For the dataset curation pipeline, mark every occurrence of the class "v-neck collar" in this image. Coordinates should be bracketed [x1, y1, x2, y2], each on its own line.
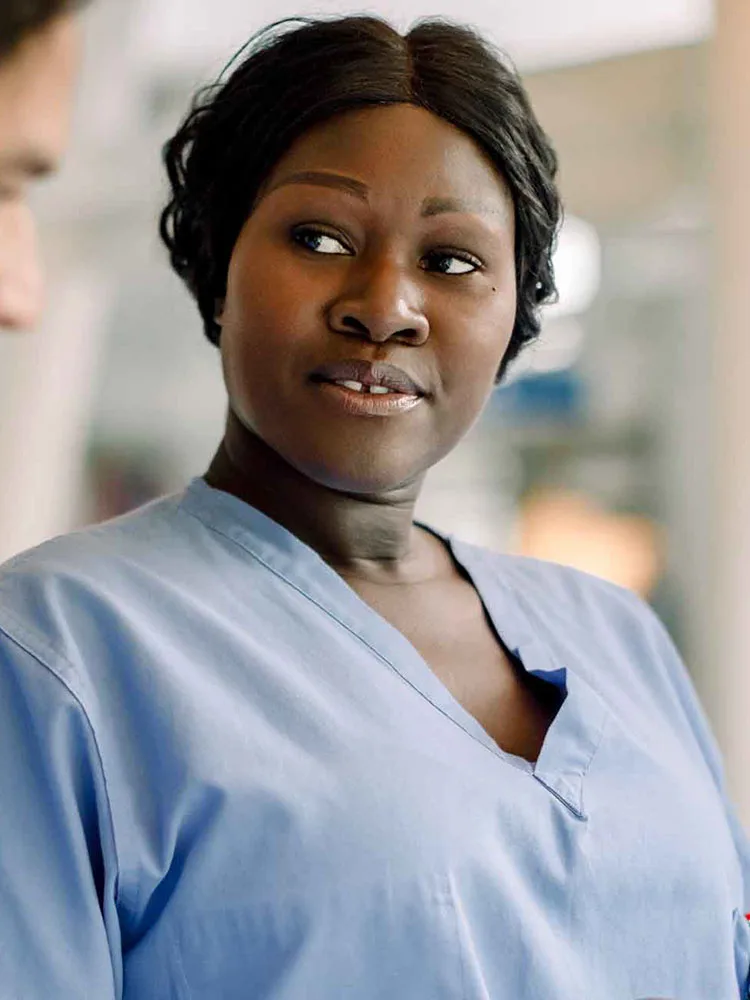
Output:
[181, 477, 611, 818]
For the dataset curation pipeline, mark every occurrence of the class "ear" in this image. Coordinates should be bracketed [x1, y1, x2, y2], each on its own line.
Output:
[214, 298, 226, 326]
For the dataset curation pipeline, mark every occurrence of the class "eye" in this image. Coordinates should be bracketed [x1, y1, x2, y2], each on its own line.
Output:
[291, 225, 353, 256]
[422, 250, 482, 275]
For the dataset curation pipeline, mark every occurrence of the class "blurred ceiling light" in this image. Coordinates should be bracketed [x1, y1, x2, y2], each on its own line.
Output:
[135, 0, 713, 76]
[513, 317, 586, 377]
[502, 215, 600, 383]
[514, 488, 664, 598]
[547, 215, 602, 320]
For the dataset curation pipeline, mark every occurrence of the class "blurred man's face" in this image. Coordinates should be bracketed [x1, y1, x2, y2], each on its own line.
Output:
[0, 14, 81, 331]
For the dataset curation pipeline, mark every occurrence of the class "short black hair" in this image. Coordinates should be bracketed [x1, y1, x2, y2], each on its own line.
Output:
[160, 15, 562, 380]
[0, 0, 88, 61]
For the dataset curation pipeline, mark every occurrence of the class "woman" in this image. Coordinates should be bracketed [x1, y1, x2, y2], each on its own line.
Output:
[0, 15, 747, 999]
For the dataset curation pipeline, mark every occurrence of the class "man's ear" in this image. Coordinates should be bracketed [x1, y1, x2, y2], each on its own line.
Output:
[214, 298, 226, 326]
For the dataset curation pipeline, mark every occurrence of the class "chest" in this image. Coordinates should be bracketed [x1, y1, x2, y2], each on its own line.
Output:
[110, 558, 747, 999]
[346, 574, 565, 763]
[117, 603, 744, 1000]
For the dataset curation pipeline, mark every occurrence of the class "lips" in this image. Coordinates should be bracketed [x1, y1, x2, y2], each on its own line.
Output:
[309, 360, 426, 396]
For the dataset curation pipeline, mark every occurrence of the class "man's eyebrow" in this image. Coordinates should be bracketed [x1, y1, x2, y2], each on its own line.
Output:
[0, 152, 56, 179]
[260, 171, 504, 218]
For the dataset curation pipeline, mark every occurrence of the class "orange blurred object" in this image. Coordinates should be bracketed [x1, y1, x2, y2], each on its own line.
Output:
[514, 488, 664, 597]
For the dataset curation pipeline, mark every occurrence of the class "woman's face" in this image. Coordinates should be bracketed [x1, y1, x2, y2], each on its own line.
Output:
[218, 103, 517, 494]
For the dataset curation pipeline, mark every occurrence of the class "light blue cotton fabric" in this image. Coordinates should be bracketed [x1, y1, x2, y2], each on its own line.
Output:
[0, 476, 749, 999]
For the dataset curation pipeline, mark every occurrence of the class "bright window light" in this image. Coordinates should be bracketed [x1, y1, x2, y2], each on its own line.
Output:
[504, 216, 601, 382]
[547, 215, 602, 320]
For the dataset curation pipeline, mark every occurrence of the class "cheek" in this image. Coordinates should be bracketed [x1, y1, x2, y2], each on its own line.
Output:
[477, 280, 518, 374]
[222, 232, 325, 342]
[221, 259, 314, 373]
[438, 284, 517, 395]
[219, 256, 329, 432]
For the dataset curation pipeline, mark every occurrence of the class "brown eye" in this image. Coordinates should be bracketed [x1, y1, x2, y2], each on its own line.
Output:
[422, 250, 482, 275]
[291, 226, 352, 256]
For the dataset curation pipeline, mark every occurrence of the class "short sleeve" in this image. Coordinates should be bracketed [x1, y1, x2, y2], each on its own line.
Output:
[0, 623, 121, 999]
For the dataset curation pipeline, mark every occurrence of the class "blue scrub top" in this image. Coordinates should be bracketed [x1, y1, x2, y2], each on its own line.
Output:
[0, 477, 748, 999]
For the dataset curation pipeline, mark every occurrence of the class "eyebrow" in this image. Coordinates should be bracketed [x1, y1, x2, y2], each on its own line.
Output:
[0, 151, 56, 180]
[260, 170, 499, 218]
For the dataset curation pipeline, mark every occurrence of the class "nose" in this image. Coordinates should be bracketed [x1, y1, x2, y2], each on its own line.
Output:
[328, 255, 430, 346]
[0, 201, 44, 332]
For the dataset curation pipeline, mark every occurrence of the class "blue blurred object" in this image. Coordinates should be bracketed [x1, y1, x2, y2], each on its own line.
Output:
[489, 369, 587, 424]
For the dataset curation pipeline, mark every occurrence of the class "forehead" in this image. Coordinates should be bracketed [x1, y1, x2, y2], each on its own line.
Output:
[0, 15, 81, 180]
[265, 104, 513, 216]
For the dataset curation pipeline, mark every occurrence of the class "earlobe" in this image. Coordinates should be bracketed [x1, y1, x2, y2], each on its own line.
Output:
[214, 298, 226, 326]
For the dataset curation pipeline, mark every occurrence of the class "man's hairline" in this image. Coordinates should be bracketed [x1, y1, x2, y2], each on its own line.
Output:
[0, 0, 90, 65]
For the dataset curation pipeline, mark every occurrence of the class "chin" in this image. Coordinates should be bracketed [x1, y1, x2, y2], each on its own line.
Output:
[292, 452, 425, 498]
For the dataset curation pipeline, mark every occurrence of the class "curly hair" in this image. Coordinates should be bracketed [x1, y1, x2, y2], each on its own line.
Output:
[160, 15, 562, 380]
[0, 0, 89, 61]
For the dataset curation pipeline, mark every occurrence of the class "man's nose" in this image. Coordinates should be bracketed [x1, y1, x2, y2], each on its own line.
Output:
[328, 257, 430, 346]
[0, 201, 44, 332]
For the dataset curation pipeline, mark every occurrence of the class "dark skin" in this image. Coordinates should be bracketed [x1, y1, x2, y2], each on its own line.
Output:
[206, 104, 563, 762]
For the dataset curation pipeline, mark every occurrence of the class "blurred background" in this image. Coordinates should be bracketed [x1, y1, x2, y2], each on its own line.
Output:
[4, 0, 750, 817]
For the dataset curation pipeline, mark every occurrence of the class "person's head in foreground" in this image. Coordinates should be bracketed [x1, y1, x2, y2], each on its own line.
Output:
[0, 0, 85, 331]
[161, 14, 561, 560]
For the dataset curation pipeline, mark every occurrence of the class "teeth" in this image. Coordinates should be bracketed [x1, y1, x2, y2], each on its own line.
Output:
[331, 380, 403, 395]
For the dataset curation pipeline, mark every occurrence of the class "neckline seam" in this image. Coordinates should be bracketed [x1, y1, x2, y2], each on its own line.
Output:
[180, 480, 605, 786]
[179, 491, 528, 768]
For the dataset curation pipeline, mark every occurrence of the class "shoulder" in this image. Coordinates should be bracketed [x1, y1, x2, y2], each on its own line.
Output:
[0, 490, 185, 584]
[455, 541, 679, 690]
[0, 491, 193, 664]
[457, 541, 654, 635]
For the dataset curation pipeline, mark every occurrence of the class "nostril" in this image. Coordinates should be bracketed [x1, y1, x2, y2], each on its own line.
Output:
[341, 315, 369, 335]
[331, 308, 428, 344]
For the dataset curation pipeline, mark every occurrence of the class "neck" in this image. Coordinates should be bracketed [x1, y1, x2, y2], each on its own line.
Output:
[204, 411, 439, 583]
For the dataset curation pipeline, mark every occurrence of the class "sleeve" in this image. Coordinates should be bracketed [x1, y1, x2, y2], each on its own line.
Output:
[638, 598, 750, 914]
[0, 624, 122, 999]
